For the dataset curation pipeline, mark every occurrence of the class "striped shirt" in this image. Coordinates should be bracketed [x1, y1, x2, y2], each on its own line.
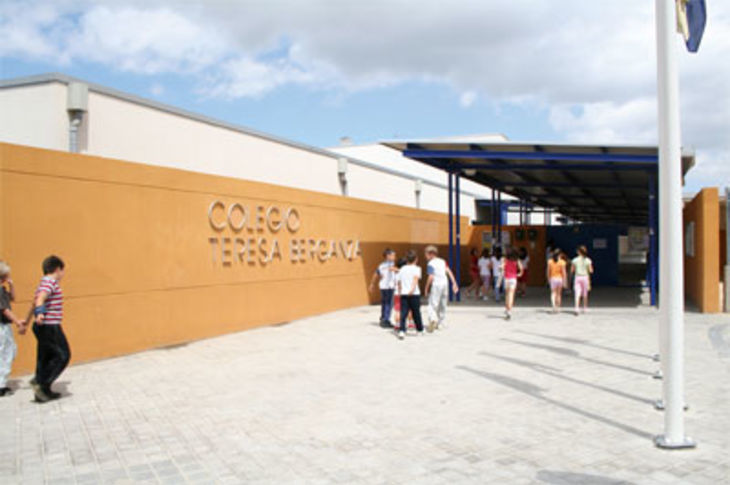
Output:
[35, 276, 63, 325]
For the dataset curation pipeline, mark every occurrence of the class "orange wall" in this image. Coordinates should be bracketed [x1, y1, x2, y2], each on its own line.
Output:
[683, 188, 720, 312]
[0, 143, 472, 375]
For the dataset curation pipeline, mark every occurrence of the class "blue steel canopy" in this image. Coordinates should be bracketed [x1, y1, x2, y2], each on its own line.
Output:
[383, 140, 695, 225]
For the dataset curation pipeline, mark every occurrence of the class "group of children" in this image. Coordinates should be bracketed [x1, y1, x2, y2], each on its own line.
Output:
[371, 243, 595, 328]
[467, 246, 531, 303]
[369, 246, 458, 339]
[0, 255, 71, 402]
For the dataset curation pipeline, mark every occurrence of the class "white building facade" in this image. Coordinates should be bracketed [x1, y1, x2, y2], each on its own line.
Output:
[1, 73, 495, 219]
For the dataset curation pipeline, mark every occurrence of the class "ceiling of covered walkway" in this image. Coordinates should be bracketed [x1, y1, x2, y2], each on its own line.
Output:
[384, 140, 695, 226]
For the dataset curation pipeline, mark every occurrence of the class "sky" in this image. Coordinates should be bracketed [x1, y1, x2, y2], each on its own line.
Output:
[1, 0, 728, 193]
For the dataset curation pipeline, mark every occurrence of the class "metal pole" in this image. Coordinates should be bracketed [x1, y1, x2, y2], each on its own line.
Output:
[654, 0, 695, 449]
[456, 173, 462, 302]
[649, 173, 658, 306]
[497, 191, 503, 244]
[491, 189, 497, 240]
[448, 172, 454, 302]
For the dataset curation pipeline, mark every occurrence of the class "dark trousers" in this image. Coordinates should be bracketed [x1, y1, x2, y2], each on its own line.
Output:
[380, 289, 394, 322]
[399, 295, 424, 333]
[33, 323, 71, 388]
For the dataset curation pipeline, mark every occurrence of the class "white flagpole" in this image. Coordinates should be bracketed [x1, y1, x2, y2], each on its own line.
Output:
[654, 0, 695, 449]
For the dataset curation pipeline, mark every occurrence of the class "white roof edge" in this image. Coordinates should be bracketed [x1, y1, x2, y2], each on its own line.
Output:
[333, 133, 509, 149]
[0, 73, 489, 199]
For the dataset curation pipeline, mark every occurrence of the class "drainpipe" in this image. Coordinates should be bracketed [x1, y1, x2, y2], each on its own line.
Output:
[67, 82, 88, 153]
[337, 157, 348, 196]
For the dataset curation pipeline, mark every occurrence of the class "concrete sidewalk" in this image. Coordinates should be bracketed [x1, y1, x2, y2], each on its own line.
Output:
[0, 288, 728, 484]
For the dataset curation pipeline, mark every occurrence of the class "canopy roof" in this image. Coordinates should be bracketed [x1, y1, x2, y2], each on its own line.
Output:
[383, 140, 695, 225]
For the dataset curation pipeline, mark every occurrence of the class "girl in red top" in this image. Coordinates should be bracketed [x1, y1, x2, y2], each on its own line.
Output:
[501, 248, 524, 320]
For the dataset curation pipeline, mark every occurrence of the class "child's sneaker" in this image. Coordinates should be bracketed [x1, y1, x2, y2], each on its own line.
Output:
[427, 320, 436, 333]
[33, 388, 52, 403]
[397, 331, 405, 340]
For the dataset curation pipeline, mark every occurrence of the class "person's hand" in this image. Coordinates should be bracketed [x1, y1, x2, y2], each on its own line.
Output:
[452, 284, 459, 294]
[368, 284, 374, 293]
[17, 321, 27, 335]
[36, 313, 45, 324]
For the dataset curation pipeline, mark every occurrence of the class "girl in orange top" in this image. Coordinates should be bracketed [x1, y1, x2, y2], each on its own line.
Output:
[547, 249, 567, 313]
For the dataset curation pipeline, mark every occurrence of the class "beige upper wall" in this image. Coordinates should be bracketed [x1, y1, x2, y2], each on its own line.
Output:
[0, 82, 68, 151]
[85, 91, 343, 196]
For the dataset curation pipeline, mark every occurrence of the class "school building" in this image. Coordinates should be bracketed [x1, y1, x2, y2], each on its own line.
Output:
[0, 73, 727, 374]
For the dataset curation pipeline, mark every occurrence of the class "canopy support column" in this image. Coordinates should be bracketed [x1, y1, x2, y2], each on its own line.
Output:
[448, 172, 455, 302]
[649, 173, 659, 306]
[497, 191, 503, 245]
[455, 173, 462, 302]
[491, 190, 497, 240]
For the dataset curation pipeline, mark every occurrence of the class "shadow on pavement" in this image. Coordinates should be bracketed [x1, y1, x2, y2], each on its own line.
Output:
[708, 324, 730, 358]
[479, 351, 654, 406]
[536, 470, 636, 485]
[514, 330, 652, 360]
[52, 381, 73, 397]
[456, 365, 653, 440]
[501, 338, 654, 377]
[6, 379, 22, 392]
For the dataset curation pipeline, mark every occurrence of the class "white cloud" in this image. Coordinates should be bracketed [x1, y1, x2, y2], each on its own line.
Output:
[549, 99, 658, 145]
[1, 0, 728, 190]
[204, 55, 316, 98]
[70, 6, 227, 73]
[685, 149, 730, 193]
[459, 91, 477, 108]
[0, 1, 66, 59]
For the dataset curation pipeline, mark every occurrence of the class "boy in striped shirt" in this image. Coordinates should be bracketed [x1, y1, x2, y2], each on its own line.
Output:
[30, 255, 70, 402]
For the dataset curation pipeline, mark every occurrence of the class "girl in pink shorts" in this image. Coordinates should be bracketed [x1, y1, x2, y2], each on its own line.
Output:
[501, 248, 524, 320]
[570, 245, 594, 316]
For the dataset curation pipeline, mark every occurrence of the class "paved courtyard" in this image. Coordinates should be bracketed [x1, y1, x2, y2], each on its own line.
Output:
[0, 288, 728, 484]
